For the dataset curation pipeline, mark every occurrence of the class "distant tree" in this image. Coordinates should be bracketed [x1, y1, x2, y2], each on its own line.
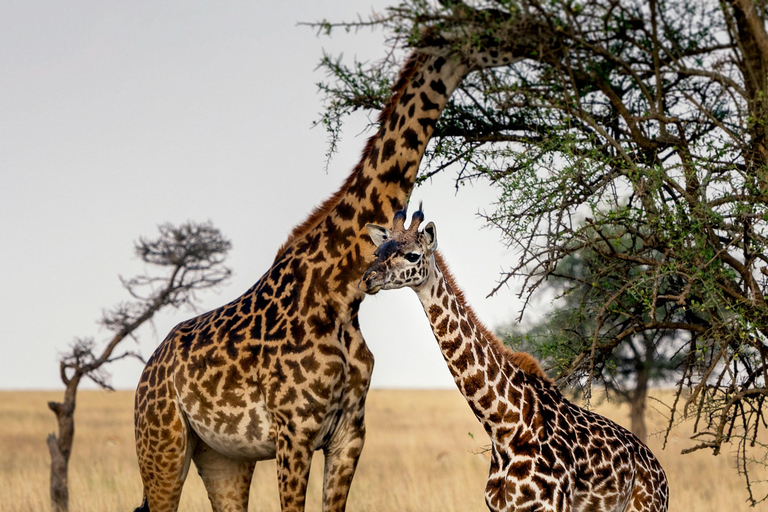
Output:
[502, 248, 686, 443]
[46, 221, 231, 512]
[314, 0, 768, 503]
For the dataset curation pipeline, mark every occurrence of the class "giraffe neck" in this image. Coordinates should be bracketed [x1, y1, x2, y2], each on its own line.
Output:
[275, 51, 471, 300]
[415, 252, 533, 426]
[336, 52, 468, 229]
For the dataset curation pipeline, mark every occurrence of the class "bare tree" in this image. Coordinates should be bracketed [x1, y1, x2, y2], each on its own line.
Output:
[46, 221, 231, 512]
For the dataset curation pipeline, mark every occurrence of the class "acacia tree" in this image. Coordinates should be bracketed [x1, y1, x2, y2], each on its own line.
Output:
[501, 248, 686, 443]
[47, 221, 231, 512]
[315, 0, 768, 503]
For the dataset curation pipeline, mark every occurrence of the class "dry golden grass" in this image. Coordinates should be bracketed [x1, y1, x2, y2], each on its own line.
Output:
[1, 389, 764, 511]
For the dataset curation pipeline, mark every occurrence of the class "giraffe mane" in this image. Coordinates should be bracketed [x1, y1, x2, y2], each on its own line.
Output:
[273, 52, 427, 262]
[433, 251, 552, 383]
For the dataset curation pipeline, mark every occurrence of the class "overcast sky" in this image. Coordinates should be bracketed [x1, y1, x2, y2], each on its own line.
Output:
[0, 1, 532, 391]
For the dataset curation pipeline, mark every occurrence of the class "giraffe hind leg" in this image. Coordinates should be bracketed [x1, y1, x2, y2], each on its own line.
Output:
[135, 416, 195, 512]
[135, 369, 196, 512]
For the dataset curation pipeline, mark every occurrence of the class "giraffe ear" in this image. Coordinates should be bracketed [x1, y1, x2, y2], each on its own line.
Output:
[423, 222, 438, 252]
[366, 224, 391, 247]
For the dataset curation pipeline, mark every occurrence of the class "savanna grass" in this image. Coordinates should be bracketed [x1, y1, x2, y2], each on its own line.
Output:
[1, 389, 763, 511]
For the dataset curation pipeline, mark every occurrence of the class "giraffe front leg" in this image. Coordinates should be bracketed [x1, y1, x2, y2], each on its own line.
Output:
[192, 442, 256, 512]
[275, 423, 314, 512]
[320, 320, 373, 511]
[321, 411, 366, 512]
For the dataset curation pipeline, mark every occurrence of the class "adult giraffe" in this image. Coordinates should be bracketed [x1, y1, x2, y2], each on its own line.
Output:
[361, 208, 669, 512]
[132, 20, 543, 512]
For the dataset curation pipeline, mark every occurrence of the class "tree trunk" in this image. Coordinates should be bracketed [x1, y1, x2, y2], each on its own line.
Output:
[732, 0, 768, 190]
[47, 432, 69, 512]
[629, 359, 650, 443]
[48, 377, 79, 512]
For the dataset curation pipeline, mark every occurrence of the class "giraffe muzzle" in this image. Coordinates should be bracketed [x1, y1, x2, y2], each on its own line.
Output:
[360, 268, 384, 295]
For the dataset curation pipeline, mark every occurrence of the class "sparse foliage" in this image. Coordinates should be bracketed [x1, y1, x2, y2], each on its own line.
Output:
[501, 249, 686, 442]
[315, 0, 768, 504]
[47, 221, 231, 512]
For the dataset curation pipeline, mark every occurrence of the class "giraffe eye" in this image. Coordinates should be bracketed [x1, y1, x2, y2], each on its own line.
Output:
[404, 252, 421, 263]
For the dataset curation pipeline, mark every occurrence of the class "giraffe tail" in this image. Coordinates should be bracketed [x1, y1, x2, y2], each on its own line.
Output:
[133, 496, 149, 512]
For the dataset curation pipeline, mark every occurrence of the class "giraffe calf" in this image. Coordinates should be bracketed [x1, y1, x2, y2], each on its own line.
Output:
[361, 207, 669, 512]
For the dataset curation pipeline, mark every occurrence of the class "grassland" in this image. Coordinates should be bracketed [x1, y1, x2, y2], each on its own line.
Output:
[1, 389, 764, 511]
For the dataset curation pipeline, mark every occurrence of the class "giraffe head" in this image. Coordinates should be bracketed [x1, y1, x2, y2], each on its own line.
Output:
[360, 205, 437, 294]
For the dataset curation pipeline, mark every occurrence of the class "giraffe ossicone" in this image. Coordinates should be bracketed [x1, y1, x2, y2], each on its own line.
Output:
[362, 206, 669, 512]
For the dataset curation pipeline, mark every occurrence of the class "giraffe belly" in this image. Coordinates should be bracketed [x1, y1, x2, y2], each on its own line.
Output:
[181, 392, 345, 461]
[184, 399, 277, 461]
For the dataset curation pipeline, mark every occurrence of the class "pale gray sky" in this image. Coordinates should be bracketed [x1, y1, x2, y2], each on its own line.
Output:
[0, 1, 528, 390]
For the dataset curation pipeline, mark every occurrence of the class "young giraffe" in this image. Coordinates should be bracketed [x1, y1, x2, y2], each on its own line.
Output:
[361, 208, 669, 512]
[132, 42, 529, 512]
